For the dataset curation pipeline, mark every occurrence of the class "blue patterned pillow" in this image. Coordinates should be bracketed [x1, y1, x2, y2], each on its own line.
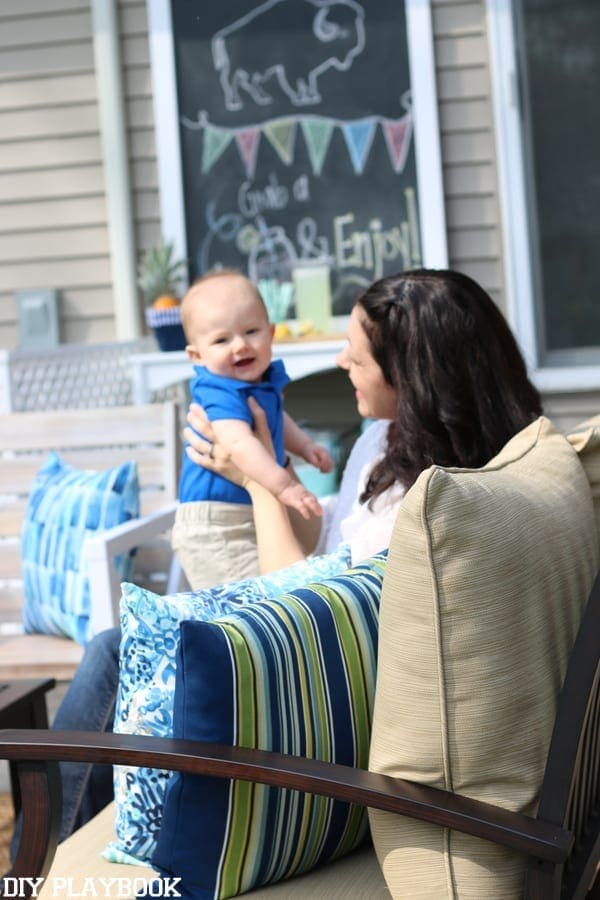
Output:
[21, 452, 139, 644]
[148, 552, 387, 898]
[105, 542, 354, 866]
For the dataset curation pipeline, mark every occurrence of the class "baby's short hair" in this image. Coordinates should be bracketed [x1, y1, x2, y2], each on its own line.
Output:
[181, 268, 266, 335]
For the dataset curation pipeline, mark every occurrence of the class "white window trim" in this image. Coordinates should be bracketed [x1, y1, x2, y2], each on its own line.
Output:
[405, 0, 448, 269]
[147, 0, 188, 266]
[146, 0, 447, 272]
[486, 0, 600, 393]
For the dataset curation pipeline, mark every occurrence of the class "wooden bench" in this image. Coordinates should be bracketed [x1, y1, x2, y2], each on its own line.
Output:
[0, 403, 181, 682]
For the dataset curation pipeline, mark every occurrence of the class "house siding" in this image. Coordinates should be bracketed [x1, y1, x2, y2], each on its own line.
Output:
[431, 0, 505, 312]
[0, 0, 114, 346]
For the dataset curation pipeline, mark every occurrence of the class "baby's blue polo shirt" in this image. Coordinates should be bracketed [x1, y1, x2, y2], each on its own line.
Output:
[178, 359, 290, 505]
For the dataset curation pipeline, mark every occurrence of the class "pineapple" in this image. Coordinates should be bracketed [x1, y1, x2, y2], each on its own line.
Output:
[137, 242, 187, 309]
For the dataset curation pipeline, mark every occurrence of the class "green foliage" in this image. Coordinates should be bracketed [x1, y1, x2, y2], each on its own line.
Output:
[137, 243, 187, 304]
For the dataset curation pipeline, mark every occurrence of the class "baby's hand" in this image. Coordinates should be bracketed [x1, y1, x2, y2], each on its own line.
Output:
[303, 442, 334, 473]
[277, 480, 323, 519]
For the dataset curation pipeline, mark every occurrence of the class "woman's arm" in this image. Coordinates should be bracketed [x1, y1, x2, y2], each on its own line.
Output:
[210, 417, 322, 519]
[244, 479, 310, 571]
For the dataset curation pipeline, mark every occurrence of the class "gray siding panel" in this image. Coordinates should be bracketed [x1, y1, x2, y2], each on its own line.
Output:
[446, 196, 498, 229]
[0, 136, 102, 170]
[0, 166, 105, 203]
[130, 128, 157, 160]
[0, 10, 92, 48]
[443, 162, 495, 195]
[0, 42, 93, 77]
[2, 196, 107, 231]
[0, 72, 96, 108]
[121, 35, 150, 67]
[439, 98, 491, 132]
[0, 226, 108, 261]
[1, 0, 88, 14]
[0, 104, 100, 141]
[437, 67, 490, 100]
[447, 226, 497, 259]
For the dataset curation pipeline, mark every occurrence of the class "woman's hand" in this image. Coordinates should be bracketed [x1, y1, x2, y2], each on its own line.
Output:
[184, 397, 276, 488]
[184, 403, 247, 487]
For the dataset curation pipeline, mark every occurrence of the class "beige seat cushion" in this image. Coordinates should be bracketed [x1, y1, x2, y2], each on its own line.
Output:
[41, 803, 389, 898]
[369, 416, 598, 899]
[39, 804, 154, 898]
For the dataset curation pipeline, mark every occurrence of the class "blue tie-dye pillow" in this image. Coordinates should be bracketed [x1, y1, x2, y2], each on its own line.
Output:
[104, 542, 355, 867]
[21, 452, 139, 644]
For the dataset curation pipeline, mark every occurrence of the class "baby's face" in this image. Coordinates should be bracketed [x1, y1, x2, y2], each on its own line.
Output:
[184, 276, 274, 383]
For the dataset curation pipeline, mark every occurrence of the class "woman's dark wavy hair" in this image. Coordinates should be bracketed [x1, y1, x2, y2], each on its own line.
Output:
[357, 268, 543, 504]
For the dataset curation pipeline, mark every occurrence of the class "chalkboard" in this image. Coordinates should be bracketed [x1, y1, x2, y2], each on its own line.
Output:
[171, 0, 421, 315]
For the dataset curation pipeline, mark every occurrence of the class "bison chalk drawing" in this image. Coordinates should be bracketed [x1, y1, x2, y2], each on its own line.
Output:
[212, 0, 366, 110]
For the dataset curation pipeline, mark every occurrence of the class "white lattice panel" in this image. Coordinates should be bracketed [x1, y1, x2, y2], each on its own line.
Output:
[1, 340, 156, 412]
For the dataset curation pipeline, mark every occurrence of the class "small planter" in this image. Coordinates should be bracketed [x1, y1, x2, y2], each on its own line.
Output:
[145, 306, 186, 352]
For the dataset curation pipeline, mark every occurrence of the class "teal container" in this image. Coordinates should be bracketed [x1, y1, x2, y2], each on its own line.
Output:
[292, 428, 341, 498]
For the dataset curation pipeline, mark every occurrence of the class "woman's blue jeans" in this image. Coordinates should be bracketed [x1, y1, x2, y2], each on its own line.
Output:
[11, 626, 121, 856]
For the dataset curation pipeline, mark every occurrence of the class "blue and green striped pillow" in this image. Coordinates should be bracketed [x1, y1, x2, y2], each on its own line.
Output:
[149, 552, 387, 899]
[106, 542, 354, 866]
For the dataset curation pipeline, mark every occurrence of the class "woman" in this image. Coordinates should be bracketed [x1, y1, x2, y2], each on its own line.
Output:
[24, 268, 542, 846]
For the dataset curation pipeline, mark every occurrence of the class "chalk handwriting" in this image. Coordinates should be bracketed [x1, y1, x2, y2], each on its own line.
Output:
[238, 174, 289, 218]
[297, 217, 330, 259]
[333, 194, 421, 279]
[199, 201, 419, 288]
[198, 202, 242, 274]
[246, 217, 299, 282]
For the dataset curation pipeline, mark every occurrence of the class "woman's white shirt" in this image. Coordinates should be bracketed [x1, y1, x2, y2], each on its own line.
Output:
[317, 420, 405, 564]
[340, 457, 405, 565]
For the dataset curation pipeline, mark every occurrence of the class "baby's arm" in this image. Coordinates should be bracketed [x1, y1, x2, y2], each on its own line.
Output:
[283, 412, 334, 473]
[211, 418, 322, 519]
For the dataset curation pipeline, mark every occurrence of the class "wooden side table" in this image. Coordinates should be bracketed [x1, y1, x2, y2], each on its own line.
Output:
[0, 678, 55, 815]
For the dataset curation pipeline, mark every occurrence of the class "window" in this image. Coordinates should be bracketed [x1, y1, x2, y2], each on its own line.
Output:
[488, 0, 600, 389]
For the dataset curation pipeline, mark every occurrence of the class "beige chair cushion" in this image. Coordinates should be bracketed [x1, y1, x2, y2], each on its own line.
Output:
[568, 413, 600, 543]
[368, 416, 598, 899]
[41, 803, 390, 898]
[39, 804, 154, 898]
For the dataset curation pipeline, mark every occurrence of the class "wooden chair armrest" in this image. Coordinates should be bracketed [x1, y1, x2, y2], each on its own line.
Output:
[84, 502, 179, 634]
[0, 728, 572, 887]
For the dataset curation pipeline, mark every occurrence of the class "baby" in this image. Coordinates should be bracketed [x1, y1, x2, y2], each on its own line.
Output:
[172, 269, 334, 588]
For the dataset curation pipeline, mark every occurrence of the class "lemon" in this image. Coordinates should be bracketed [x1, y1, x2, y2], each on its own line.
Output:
[297, 319, 314, 336]
[274, 322, 292, 340]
